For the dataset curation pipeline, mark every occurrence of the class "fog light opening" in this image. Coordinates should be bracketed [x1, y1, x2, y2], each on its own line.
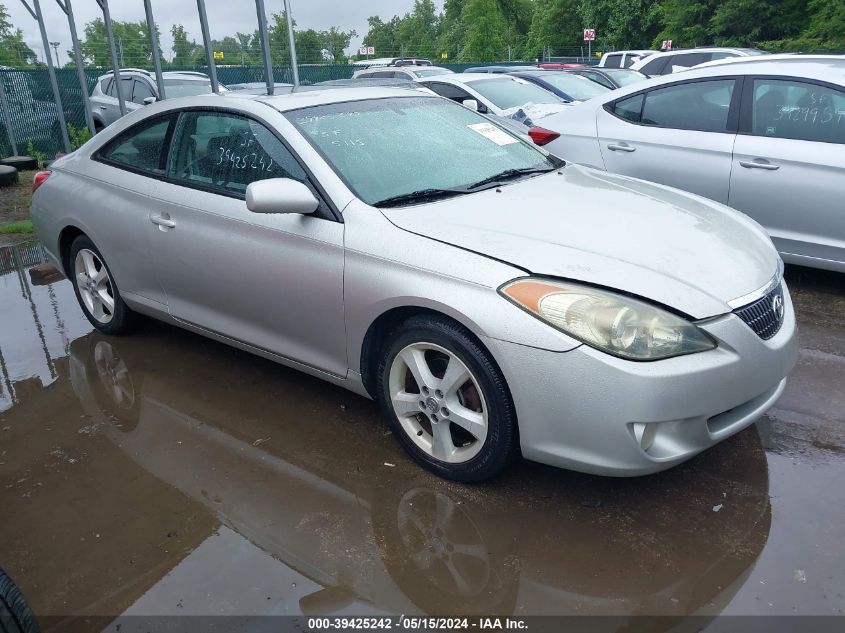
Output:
[633, 422, 657, 452]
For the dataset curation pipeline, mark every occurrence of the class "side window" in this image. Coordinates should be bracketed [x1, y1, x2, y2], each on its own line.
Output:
[356, 72, 373, 79]
[751, 79, 845, 144]
[101, 78, 113, 95]
[371, 71, 396, 79]
[603, 54, 622, 69]
[612, 93, 645, 122]
[97, 115, 175, 174]
[169, 111, 308, 197]
[641, 79, 735, 132]
[117, 77, 133, 100]
[622, 55, 638, 68]
[424, 82, 471, 102]
[131, 79, 155, 104]
[669, 53, 709, 71]
[639, 56, 670, 76]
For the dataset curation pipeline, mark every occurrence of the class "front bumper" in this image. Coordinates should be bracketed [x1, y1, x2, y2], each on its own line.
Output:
[487, 284, 798, 476]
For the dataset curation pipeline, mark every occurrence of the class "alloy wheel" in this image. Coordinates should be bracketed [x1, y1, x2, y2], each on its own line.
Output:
[74, 248, 115, 324]
[388, 343, 488, 463]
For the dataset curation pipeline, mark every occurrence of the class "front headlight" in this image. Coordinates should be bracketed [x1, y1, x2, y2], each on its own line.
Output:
[499, 278, 716, 361]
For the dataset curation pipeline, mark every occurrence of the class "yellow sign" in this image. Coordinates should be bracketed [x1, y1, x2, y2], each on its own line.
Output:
[213, 51, 224, 60]
[595, 51, 602, 57]
[441, 52, 448, 60]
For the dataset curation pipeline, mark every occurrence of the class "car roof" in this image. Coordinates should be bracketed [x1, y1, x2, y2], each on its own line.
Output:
[419, 73, 521, 84]
[255, 86, 435, 112]
[693, 53, 844, 70]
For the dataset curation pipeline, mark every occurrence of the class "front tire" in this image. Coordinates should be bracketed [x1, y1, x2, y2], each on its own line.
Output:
[69, 235, 136, 335]
[376, 315, 518, 482]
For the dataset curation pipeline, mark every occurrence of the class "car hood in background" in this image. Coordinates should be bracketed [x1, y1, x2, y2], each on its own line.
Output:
[381, 165, 780, 319]
[501, 101, 573, 126]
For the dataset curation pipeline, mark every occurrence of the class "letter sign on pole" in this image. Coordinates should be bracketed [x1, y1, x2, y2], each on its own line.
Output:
[583, 29, 596, 41]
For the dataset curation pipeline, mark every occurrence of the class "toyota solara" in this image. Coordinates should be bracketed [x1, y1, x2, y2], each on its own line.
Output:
[29, 87, 798, 482]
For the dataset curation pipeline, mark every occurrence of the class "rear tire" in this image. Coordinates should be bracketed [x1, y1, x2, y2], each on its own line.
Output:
[376, 315, 518, 482]
[0, 568, 39, 633]
[68, 235, 137, 335]
[0, 156, 38, 171]
[0, 165, 18, 187]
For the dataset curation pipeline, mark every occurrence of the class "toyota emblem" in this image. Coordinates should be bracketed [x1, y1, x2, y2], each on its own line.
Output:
[772, 293, 785, 322]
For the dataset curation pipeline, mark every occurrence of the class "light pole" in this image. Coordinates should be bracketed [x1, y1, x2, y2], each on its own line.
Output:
[50, 41, 60, 67]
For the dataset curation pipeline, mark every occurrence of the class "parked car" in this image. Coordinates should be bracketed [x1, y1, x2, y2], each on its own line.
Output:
[30, 86, 797, 482]
[463, 65, 539, 73]
[353, 65, 452, 80]
[0, 65, 62, 149]
[415, 73, 566, 117]
[534, 57, 845, 272]
[564, 67, 649, 89]
[537, 63, 585, 69]
[89, 69, 225, 131]
[598, 50, 655, 69]
[227, 82, 294, 95]
[508, 70, 611, 102]
[631, 47, 767, 76]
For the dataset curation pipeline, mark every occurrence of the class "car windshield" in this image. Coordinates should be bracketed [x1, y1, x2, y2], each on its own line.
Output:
[529, 73, 610, 100]
[164, 79, 221, 97]
[466, 77, 564, 109]
[285, 96, 558, 206]
[604, 69, 648, 86]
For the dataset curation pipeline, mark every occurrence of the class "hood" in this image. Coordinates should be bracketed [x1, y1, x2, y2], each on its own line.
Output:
[381, 165, 780, 319]
[501, 102, 572, 126]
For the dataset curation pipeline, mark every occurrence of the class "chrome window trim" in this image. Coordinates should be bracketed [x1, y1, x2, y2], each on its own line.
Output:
[727, 259, 785, 309]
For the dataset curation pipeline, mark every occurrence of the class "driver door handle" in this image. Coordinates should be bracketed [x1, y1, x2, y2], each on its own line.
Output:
[739, 159, 779, 171]
[150, 214, 175, 229]
[607, 143, 636, 153]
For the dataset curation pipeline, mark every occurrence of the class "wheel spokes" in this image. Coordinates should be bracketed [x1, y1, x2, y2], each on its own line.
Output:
[431, 421, 456, 461]
[392, 391, 422, 418]
[444, 404, 485, 440]
[439, 357, 470, 398]
[400, 347, 437, 391]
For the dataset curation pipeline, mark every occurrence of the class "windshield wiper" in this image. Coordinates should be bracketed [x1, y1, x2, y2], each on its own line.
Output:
[465, 165, 558, 191]
[373, 188, 470, 208]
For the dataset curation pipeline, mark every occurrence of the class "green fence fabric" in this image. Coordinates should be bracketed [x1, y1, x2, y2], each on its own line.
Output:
[0, 61, 596, 159]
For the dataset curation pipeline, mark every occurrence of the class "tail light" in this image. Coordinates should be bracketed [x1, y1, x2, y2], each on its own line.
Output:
[32, 170, 51, 193]
[528, 126, 560, 146]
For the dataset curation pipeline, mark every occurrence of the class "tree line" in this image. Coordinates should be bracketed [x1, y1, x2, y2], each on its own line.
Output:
[363, 0, 845, 62]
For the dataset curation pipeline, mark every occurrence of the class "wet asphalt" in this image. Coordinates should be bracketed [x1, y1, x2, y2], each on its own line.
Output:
[0, 240, 843, 625]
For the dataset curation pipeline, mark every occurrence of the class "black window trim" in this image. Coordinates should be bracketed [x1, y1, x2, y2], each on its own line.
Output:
[92, 105, 342, 222]
[737, 73, 845, 145]
[603, 75, 743, 134]
[93, 112, 178, 177]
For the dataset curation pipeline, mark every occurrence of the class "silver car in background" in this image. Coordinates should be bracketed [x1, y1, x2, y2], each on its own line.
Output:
[89, 69, 224, 131]
[30, 87, 796, 482]
[536, 58, 845, 273]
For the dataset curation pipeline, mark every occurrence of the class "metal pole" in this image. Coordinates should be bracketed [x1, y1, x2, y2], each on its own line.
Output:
[255, 0, 274, 94]
[196, 0, 219, 93]
[56, 0, 95, 136]
[143, 0, 166, 100]
[20, 0, 71, 153]
[0, 77, 19, 155]
[96, 0, 126, 116]
[283, 0, 299, 86]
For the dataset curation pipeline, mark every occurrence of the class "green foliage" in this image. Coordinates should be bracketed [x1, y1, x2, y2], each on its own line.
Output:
[80, 18, 162, 67]
[25, 140, 46, 170]
[0, 4, 36, 67]
[67, 123, 91, 152]
[460, 0, 509, 61]
[0, 220, 33, 235]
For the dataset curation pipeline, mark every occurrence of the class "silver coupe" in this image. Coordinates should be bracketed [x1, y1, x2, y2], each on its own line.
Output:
[30, 86, 797, 481]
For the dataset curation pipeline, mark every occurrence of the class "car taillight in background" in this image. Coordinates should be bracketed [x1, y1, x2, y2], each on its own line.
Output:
[528, 126, 560, 146]
[32, 170, 51, 193]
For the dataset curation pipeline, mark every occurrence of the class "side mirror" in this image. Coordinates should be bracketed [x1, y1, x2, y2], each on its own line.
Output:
[462, 98, 479, 112]
[246, 178, 319, 215]
[143, 96, 158, 105]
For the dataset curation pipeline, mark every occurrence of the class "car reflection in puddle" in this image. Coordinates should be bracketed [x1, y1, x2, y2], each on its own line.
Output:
[65, 327, 772, 620]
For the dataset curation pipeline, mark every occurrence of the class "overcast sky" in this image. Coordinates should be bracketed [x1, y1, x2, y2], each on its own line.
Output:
[5, 0, 442, 65]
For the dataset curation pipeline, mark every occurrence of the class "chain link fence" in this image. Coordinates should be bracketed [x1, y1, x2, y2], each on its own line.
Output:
[0, 59, 601, 159]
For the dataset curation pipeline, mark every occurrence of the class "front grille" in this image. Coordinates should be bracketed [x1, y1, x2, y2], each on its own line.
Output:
[733, 282, 785, 340]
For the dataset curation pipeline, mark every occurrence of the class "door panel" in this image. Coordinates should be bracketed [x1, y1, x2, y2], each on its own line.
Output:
[731, 136, 844, 263]
[597, 79, 738, 203]
[149, 110, 347, 376]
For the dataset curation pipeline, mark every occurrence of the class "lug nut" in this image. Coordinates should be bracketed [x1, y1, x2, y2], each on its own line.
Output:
[431, 414, 438, 422]
[435, 389, 443, 398]
[419, 400, 426, 409]
[422, 386, 430, 395]
[441, 407, 449, 416]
